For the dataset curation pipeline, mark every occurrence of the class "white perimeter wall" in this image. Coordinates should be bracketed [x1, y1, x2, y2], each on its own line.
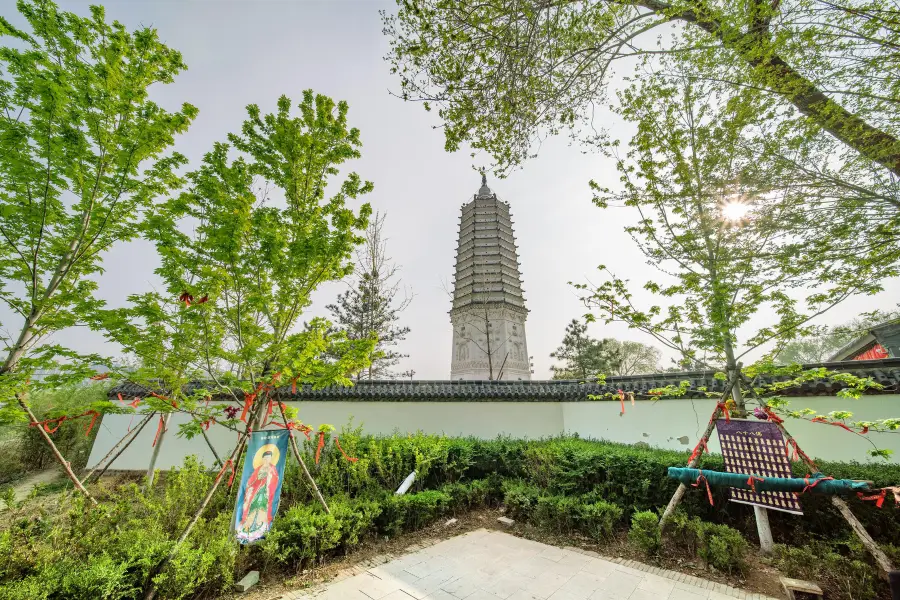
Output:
[86, 395, 900, 471]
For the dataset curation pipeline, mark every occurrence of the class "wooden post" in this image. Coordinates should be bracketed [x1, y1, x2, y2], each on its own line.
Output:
[143, 430, 250, 600]
[659, 375, 738, 531]
[773, 419, 894, 576]
[275, 401, 330, 514]
[83, 411, 156, 484]
[754, 505, 774, 554]
[18, 396, 97, 506]
[738, 373, 894, 576]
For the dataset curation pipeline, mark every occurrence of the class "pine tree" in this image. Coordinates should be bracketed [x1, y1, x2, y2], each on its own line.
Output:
[327, 212, 412, 380]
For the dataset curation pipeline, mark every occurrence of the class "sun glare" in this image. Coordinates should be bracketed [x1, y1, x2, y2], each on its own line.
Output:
[721, 201, 750, 222]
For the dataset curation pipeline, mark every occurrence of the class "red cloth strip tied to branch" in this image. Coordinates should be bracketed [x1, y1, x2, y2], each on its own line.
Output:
[811, 417, 864, 434]
[617, 390, 625, 416]
[315, 431, 326, 464]
[689, 437, 709, 464]
[30, 410, 100, 437]
[152, 415, 167, 447]
[802, 474, 834, 495]
[764, 406, 784, 424]
[334, 437, 359, 463]
[692, 469, 714, 506]
[716, 402, 730, 422]
[784, 438, 818, 471]
[858, 489, 887, 509]
[215, 458, 236, 487]
[747, 475, 765, 493]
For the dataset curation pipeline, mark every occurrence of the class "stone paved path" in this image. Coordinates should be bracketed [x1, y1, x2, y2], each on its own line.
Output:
[284, 529, 781, 600]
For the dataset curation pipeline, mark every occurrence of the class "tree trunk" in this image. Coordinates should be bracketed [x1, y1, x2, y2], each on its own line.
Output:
[639, 0, 900, 182]
[276, 402, 330, 513]
[17, 396, 97, 505]
[660, 374, 738, 531]
[84, 411, 156, 484]
[143, 431, 250, 600]
[145, 413, 172, 488]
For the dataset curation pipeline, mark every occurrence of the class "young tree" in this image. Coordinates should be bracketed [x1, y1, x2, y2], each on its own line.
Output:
[549, 319, 619, 379]
[102, 91, 375, 435]
[0, 0, 196, 494]
[574, 73, 884, 414]
[98, 92, 376, 598]
[327, 212, 412, 380]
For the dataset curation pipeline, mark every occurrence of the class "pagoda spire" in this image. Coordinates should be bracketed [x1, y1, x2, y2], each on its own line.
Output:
[449, 177, 530, 380]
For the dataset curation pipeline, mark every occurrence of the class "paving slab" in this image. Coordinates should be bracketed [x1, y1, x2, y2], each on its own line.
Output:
[289, 529, 782, 600]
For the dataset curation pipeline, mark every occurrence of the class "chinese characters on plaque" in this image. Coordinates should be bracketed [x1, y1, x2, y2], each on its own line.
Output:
[715, 419, 803, 515]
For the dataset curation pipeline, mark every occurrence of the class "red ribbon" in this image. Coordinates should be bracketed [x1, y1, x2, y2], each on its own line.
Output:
[692, 470, 714, 506]
[29, 410, 100, 437]
[240, 393, 256, 423]
[216, 458, 236, 487]
[90, 373, 110, 381]
[200, 419, 214, 430]
[291, 378, 298, 394]
[747, 475, 765, 493]
[688, 437, 709, 464]
[315, 431, 325, 464]
[617, 389, 625, 415]
[801, 474, 833, 495]
[129, 396, 140, 409]
[195, 295, 208, 304]
[334, 436, 359, 463]
[857, 489, 887, 509]
[716, 402, 730, 422]
[764, 407, 784, 424]
[811, 417, 860, 434]
[84, 411, 99, 436]
[152, 415, 166, 447]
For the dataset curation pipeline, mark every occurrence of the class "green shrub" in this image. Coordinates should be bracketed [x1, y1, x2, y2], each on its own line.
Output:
[442, 478, 500, 512]
[502, 480, 541, 520]
[667, 510, 702, 555]
[577, 500, 624, 541]
[534, 495, 579, 532]
[696, 523, 748, 574]
[629, 510, 661, 556]
[398, 490, 451, 530]
[773, 541, 882, 600]
[263, 503, 341, 567]
[330, 496, 382, 548]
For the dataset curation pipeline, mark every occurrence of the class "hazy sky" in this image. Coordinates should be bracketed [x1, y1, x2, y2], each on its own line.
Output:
[3, 0, 898, 379]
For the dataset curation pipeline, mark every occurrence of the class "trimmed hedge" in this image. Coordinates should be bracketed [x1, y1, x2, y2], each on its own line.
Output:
[288, 431, 900, 548]
[2, 430, 898, 599]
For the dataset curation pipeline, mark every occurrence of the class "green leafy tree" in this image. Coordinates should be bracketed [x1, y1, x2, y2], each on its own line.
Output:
[549, 319, 619, 379]
[382, 0, 900, 287]
[101, 91, 376, 439]
[776, 309, 900, 364]
[327, 211, 412, 380]
[383, 0, 900, 178]
[573, 74, 884, 412]
[0, 0, 196, 495]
